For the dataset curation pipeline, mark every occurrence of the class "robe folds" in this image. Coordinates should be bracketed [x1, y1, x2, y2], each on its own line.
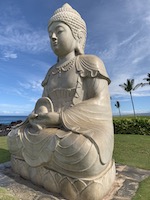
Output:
[8, 54, 114, 179]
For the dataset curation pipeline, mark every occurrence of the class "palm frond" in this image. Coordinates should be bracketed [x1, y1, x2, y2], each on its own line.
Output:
[133, 83, 142, 90]
[147, 73, 150, 78]
[142, 83, 150, 87]
[143, 78, 150, 81]
[119, 84, 126, 89]
[143, 73, 150, 81]
[115, 101, 120, 108]
[130, 79, 134, 86]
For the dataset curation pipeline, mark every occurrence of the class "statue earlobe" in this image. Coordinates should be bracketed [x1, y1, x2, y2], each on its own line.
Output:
[75, 42, 84, 55]
[75, 30, 85, 55]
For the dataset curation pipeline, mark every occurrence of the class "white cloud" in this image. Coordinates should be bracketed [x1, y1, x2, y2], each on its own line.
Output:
[118, 32, 139, 47]
[132, 56, 145, 64]
[0, 103, 33, 115]
[109, 72, 150, 98]
[0, 27, 49, 54]
[2, 51, 18, 60]
[10, 81, 42, 103]
[1, 80, 42, 104]
[29, 98, 40, 103]
[99, 45, 118, 61]
[19, 80, 43, 91]
[98, 19, 150, 99]
[144, 15, 150, 24]
[0, 4, 50, 55]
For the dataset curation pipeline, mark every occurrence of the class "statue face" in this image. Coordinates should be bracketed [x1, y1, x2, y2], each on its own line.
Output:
[48, 21, 77, 58]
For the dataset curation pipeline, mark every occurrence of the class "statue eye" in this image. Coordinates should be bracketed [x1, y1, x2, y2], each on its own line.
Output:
[57, 30, 63, 35]
[56, 27, 64, 35]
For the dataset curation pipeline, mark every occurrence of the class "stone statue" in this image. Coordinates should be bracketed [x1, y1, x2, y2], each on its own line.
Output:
[8, 4, 115, 200]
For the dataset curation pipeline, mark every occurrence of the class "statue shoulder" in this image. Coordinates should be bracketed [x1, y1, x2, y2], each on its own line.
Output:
[76, 55, 110, 83]
[79, 54, 103, 67]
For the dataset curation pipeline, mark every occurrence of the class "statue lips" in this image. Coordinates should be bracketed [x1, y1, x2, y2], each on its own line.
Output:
[51, 41, 59, 52]
[52, 41, 58, 46]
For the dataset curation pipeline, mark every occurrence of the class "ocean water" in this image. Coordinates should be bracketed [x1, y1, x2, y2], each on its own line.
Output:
[0, 116, 27, 125]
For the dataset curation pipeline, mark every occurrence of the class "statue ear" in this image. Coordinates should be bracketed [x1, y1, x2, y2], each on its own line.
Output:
[75, 30, 84, 55]
[76, 30, 84, 44]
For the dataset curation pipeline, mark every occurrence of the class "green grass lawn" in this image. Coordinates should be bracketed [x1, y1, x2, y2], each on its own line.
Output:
[132, 177, 150, 200]
[114, 134, 150, 200]
[0, 135, 150, 200]
[0, 136, 10, 163]
[0, 187, 18, 200]
[0, 137, 17, 200]
[114, 134, 150, 170]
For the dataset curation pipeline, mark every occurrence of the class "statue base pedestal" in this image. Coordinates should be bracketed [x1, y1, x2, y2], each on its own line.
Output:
[11, 156, 116, 200]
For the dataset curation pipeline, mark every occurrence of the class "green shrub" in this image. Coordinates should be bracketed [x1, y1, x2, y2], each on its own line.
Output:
[113, 118, 150, 135]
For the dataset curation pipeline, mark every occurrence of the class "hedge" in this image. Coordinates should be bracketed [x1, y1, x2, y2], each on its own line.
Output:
[113, 118, 150, 135]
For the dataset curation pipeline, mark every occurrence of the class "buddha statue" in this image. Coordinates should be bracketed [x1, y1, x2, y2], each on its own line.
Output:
[8, 4, 115, 200]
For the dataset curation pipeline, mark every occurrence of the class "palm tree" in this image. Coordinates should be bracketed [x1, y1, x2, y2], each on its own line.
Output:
[119, 79, 142, 117]
[142, 73, 150, 86]
[115, 101, 121, 116]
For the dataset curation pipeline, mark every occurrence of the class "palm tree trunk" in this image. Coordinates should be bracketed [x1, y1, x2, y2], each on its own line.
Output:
[130, 91, 136, 117]
[118, 108, 121, 117]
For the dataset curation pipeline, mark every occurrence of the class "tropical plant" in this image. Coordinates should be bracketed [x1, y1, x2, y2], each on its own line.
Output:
[115, 101, 121, 116]
[119, 79, 142, 117]
[113, 118, 150, 135]
[142, 73, 150, 86]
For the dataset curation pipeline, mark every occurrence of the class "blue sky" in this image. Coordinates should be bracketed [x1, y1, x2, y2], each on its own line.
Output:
[0, 0, 150, 116]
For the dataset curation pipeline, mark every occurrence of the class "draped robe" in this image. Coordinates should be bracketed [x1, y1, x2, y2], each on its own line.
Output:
[8, 54, 114, 179]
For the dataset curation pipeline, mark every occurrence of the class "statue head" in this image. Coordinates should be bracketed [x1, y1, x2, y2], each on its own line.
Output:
[48, 3, 87, 55]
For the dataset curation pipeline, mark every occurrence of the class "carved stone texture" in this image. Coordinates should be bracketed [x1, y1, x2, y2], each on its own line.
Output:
[11, 156, 115, 200]
[8, 3, 115, 200]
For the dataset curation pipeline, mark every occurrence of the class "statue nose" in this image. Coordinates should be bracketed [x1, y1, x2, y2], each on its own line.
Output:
[52, 37, 57, 42]
[51, 33, 57, 41]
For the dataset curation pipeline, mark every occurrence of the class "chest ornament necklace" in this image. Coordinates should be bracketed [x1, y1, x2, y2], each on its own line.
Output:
[52, 57, 76, 77]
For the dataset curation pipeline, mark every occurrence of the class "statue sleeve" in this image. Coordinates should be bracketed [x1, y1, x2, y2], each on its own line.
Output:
[76, 54, 111, 84]
[61, 77, 114, 164]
